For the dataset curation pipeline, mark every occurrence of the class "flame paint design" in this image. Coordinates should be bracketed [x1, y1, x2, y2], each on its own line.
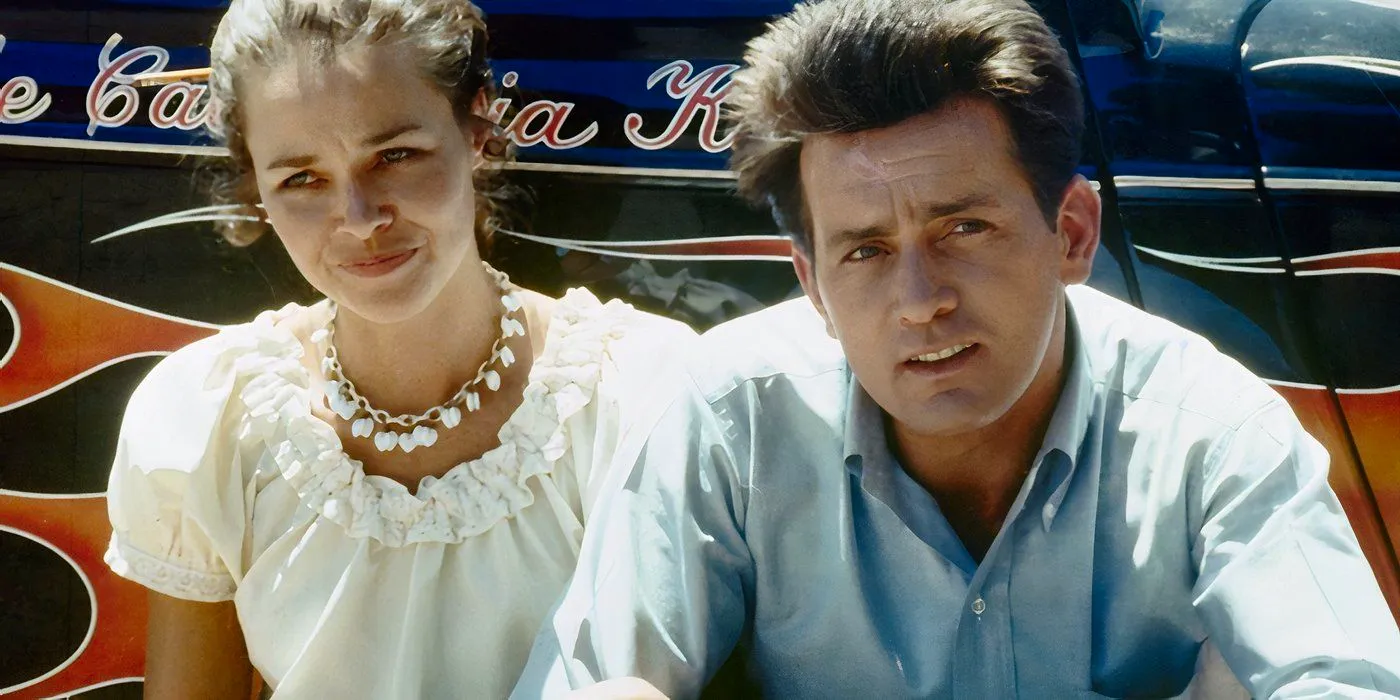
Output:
[1337, 388, 1400, 570]
[1271, 382, 1400, 616]
[0, 263, 218, 413]
[1293, 247, 1400, 275]
[0, 493, 146, 699]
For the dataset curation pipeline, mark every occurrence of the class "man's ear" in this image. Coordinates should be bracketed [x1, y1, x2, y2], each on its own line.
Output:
[1055, 176, 1101, 285]
[792, 243, 837, 339]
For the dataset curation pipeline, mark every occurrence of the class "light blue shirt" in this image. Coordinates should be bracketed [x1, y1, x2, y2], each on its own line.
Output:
[515, 285, 1400, 699]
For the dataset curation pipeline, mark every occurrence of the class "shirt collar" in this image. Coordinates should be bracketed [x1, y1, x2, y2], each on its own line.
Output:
[840, 294, 1098, 531]
[1031, 296, 1096, 531]
[843, 368, 887, 473]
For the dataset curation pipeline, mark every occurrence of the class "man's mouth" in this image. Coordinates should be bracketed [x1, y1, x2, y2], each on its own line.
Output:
[901, 342, 980, 377]
[908, 343, 974, 363]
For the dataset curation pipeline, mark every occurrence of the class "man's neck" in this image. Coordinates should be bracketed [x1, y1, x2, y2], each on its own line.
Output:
[890, 307, 1071, 557]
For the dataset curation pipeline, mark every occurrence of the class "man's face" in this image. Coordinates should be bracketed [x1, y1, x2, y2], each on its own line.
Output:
[794, 97, 1099, 439]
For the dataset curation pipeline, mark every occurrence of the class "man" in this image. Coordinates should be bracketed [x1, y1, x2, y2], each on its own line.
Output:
[514, 0, 1400, 697]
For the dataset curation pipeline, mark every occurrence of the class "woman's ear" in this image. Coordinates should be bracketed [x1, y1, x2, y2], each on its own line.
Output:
[466, 89, 508, 162]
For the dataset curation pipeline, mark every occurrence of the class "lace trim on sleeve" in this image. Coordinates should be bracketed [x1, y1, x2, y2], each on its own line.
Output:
[104, 536, 237, 603]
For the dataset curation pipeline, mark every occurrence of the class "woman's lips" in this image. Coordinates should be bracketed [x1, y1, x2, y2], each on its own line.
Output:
[340, 248, 418, 278]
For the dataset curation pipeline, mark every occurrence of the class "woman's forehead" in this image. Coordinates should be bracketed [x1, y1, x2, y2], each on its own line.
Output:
[240, 43, 451, 139]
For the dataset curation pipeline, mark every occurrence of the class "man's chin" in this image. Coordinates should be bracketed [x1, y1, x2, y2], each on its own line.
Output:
[887, 393, 1004, 440]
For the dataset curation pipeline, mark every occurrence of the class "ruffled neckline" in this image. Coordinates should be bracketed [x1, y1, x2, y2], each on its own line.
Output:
[229, 288, 633, 547]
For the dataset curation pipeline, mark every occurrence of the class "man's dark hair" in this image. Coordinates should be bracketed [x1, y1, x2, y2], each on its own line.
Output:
[728, 0, 1084, 255]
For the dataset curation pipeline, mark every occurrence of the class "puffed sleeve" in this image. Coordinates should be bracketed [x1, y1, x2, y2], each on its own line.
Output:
[103, 331, 259, 602]
[576, 304, 697, 523]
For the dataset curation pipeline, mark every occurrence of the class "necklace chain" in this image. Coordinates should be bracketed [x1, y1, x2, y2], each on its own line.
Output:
[313, 262, 525, 452]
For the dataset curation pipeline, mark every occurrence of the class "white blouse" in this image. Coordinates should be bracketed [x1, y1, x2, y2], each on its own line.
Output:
[104, 289, 694, 699]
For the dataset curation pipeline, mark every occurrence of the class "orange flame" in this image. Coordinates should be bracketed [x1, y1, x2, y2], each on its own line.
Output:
[0, 494, 146, 698]
[0, 264, 218, 412]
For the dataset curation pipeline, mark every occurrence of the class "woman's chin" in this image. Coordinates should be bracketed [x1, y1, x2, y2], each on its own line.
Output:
[324, 279, 441, 326]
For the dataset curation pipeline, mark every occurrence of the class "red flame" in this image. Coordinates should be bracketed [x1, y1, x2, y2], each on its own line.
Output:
[0, 264, 217, 412]
[0, 494, 146, 698]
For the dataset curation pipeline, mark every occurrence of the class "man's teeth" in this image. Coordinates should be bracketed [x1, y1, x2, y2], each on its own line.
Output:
[912, 344, 972, 362]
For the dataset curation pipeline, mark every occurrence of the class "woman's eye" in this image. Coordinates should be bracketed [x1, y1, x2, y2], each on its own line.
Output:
[281, 171, 316, 189]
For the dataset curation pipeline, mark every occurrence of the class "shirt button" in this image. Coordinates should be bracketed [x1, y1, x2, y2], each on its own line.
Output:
[971, 597, 986, 615]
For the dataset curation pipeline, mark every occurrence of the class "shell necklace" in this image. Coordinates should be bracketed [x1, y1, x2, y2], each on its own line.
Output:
[311, 263, 525, 454]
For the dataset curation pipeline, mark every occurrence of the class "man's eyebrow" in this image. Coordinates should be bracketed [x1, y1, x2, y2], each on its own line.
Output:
[827, 225, 888, 251]
[823, 193, 997, 250]
[924, 192, 997, 220]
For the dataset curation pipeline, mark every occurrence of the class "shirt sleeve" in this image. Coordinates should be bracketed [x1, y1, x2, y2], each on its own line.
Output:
[1191, 398, 1400, 698]
[513, 373, 754, 700]
[103, 333, 254, 603]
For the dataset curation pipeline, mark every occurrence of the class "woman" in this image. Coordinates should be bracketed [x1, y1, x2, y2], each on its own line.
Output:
[102, 0, 693, 697]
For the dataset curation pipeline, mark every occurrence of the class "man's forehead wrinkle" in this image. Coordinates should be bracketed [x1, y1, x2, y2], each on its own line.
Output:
[844, 132, 890, 180]
[834, 151, 964, 194]
[839, 137, 961, 184]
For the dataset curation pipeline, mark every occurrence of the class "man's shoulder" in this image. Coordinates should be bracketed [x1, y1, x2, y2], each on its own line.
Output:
[1069, 285, 1286, 430]
[686, 296, 846, 402]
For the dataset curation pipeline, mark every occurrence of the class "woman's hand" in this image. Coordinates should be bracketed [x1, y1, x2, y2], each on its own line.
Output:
[564, 678, 671, 700]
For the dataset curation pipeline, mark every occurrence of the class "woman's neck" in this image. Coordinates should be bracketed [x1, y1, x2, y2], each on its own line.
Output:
[329, 260, 502, 416]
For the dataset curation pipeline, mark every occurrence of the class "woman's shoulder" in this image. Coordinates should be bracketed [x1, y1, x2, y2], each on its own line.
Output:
[548, 287, 696, 355]
[122, 304, 313, 452]
[105, 306, 316, 598]
[526, 289, 696, 425]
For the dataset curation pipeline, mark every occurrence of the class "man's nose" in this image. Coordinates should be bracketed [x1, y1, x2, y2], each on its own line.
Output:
[895, 251, 956, 327]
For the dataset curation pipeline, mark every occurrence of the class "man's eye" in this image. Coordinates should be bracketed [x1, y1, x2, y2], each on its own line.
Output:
[951, 220, 989, 235]
[381, 148, 417, 165]
[848, 245, 882, 262]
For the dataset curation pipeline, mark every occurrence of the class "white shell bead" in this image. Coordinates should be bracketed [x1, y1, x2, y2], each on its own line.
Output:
[412, 425, 439, 447]
[331, 394, 359, 420]
[309, 265, 518, 452]
[374, 431, 398, 452]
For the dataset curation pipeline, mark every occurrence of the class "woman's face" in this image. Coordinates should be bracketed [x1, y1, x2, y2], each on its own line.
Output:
[241, 42, 483, 323]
